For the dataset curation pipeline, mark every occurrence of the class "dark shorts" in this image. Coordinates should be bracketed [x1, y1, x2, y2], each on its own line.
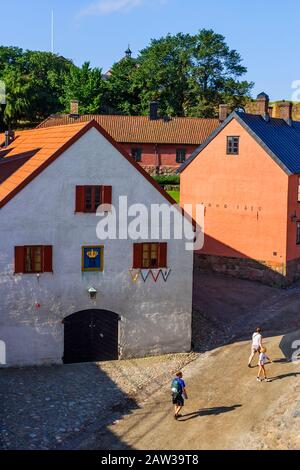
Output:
[172, 393, 184, 407]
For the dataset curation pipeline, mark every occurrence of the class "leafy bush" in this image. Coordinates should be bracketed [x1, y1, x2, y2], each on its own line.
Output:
[152, 175, 180, 186]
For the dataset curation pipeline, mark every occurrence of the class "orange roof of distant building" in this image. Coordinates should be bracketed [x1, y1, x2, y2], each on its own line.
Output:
[37, 114, 219, 145]
[0, 120, 176, 208]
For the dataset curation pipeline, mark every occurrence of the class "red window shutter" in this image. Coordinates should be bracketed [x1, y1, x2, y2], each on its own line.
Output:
[133, 244, 143, 269]
[76, 186, 85, 212]
[43, 246, 53, 273]
[102, 186, 112, 205]
[158, 243, 167, 268]
[14, 246, 25, 273]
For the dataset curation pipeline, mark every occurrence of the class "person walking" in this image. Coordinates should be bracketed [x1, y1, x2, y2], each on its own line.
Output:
[248, 328, 263, 368]
[171, 372, 188, 420]
[257, 347, 272, 382]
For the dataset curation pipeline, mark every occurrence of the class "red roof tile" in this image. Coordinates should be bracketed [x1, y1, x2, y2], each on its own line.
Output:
[0, 120, 177, 208]
[37, 114, 219, 145]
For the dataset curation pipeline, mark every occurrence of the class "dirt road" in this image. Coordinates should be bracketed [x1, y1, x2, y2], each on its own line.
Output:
[90, 335, 300, 450]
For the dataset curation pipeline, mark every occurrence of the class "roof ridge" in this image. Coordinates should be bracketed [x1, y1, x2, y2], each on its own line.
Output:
[0, 120, 177, 208]
[180, 110, 300, 175]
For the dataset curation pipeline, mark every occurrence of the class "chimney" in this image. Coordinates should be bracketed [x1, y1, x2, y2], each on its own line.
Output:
[279, 101, 293, 126]
[256, 92, 270, 121]
[149, 101, 159, 121]
[70, 100, 79, 115]
[219, 104, 229, 122]
[4, 130, 15, 147]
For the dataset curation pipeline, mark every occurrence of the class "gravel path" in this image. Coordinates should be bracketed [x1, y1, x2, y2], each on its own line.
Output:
[93, 336, 300, 450]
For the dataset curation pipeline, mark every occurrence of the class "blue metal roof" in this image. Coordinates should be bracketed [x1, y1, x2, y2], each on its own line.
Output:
[179, 111, 300, 175]
[236, 112, 300, 174]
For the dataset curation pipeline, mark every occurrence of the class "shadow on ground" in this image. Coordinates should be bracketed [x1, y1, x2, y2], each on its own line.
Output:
[192, 271, 300, 354]
[178, 405, 242, 422]
[270, 372, 300, 382]
[0, 362, 138, 450]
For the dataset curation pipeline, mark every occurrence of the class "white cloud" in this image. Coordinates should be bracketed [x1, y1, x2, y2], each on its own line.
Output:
[80, 0, 144, 16]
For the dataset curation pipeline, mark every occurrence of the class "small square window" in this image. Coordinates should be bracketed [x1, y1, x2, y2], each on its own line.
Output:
[176, 149, 186, 163]
[82, 246, 104, 272]
[227, 137, 240, 155]
[131, 148, 142, 162]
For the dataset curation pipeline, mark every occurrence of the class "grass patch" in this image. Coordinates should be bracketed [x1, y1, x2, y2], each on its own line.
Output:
[167, 190, 180, 203]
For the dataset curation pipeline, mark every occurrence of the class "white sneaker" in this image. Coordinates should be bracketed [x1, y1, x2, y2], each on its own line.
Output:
[257, 377, 262, 382]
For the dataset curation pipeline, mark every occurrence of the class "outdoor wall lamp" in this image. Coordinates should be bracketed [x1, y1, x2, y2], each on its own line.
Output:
[88, 287, 97, 300]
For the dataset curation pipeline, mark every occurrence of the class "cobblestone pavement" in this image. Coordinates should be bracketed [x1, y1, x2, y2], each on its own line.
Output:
[1, 272, 300, 450]
[0, 353, 197, 450]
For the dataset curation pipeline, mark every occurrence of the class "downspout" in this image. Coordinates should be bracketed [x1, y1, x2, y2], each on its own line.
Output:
[155, 143, 160, 174]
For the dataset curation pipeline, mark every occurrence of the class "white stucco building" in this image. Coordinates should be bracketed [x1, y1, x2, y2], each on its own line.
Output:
[0, 121, 193, 367]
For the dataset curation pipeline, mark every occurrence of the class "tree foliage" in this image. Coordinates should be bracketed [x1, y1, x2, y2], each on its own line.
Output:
[0, 46, 73, 128]
[60, 62, 105, 114]
[0, 30, 253, 129]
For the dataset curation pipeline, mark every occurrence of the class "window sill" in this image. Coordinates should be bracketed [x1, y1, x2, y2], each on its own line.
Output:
[132, 267, 168, 270]
[14, 272, 53, 275]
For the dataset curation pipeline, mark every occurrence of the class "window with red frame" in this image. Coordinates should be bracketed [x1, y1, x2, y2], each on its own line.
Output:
[133, 243, 167, 269]
[76, 186, 112, 213]
[15, 246, 53, 274]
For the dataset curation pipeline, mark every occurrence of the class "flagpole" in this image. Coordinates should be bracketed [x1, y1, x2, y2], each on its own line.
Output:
[51, 10, 54, 53]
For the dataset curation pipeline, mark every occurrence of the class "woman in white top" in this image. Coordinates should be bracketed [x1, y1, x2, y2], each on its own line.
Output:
[248, 328, 263, 368]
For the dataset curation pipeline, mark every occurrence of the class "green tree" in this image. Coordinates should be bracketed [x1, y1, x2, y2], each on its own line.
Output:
[106, 29, 253, 118]
[60, 62, 105, 114]
[0, 67, 31, 128]
[132, 33, 193, 117]
[19, 51, 73, 120]
[104, 56, 141, 115]
[187, 29, 253, 117]
[0, 46, 23, 69]
[0, 47, 74, 127]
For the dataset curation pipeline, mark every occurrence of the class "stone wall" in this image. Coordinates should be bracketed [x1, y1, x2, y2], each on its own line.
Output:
[194, 253, 300, 288]
[141, 165, 178, 176]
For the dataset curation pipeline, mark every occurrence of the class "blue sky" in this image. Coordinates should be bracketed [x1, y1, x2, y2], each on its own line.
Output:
[0, 0, 299, 101]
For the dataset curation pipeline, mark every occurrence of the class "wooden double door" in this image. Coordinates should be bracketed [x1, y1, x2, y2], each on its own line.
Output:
[63, 309, 119, 364]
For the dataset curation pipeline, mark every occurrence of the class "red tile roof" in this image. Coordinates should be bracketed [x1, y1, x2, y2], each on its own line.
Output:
[37, 114, 219, 145]
[0, 120, 176, 208]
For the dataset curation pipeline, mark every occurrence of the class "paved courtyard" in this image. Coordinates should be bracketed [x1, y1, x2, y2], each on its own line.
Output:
[0, 353, 197, 450]
[1, 272, 300, 450]
[84, 336, 300, 450]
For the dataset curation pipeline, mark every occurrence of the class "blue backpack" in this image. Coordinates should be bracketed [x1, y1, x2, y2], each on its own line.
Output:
[171, 378, 183, 396]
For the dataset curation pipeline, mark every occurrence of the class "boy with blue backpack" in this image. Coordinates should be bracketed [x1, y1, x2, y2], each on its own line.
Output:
[171, 371, 188, 420]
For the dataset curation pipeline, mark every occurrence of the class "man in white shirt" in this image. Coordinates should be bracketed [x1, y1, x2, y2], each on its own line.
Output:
[248, 328, 263, 368]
